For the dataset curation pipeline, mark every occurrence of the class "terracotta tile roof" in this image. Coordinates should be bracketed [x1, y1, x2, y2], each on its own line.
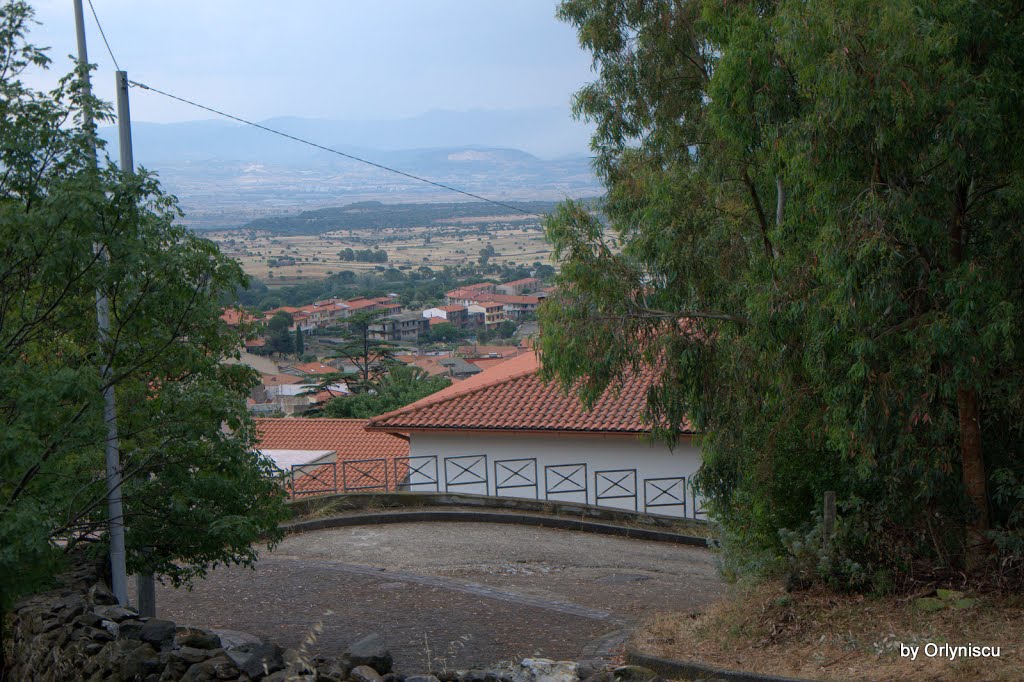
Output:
[256, 418, 410, 496]
[221, 307, 257, 326]
[368, 351, 688, 435]
[264, 306, 301, 316]
[439, 304, 466, 312]
[261, 373, 304, 386]
[256, 417, 408, 456]
[293, 362, 341, 376]
[502, 278, 539, 287]
[488, 293, 544, 305]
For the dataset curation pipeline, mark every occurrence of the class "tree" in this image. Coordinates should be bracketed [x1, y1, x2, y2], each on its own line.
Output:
[428, 322, 464, 344]
[0, 2, 286, 620]
[542, 0, 1024, 588]
[294, 327, 305, 357]
[328, 311, 398, 391]
[321, 365, 450, 418]
[265, 312, 294, 356]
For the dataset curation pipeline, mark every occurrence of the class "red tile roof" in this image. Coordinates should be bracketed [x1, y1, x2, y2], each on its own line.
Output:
[293, 362, 341, 376]
[367, 351, 688, 435]
[256, 418, 410, 496]
[257, 417, 408, 457]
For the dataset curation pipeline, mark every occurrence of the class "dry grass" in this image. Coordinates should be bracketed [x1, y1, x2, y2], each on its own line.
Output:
[208, 222, 554, 286]
[630, 580, 1023, 681]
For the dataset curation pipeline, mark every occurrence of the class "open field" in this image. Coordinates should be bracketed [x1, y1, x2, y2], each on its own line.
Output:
[207, 214, 552, 287]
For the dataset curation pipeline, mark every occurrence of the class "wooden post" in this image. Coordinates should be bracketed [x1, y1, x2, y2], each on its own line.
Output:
[823, 491, 836, 548]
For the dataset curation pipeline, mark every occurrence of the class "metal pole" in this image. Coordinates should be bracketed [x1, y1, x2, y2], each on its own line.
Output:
[73, 0, 128, 607]
[115, 69, 156, 617]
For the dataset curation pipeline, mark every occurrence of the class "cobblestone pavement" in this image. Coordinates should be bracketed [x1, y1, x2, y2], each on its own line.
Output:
[155, 522, 724, 672]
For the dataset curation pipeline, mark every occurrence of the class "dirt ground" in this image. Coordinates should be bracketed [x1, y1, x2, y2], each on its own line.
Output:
[631, 579, 1022, 682]
[153, 522, 724, 672]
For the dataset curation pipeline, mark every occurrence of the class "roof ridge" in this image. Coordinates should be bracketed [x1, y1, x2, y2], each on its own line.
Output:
[367, 360, 540, 428]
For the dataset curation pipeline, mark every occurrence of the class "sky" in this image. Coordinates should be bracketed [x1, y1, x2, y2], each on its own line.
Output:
[24, 1, 598, 125]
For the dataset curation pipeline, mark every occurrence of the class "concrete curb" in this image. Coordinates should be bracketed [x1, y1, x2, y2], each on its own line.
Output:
[282, 510, 709, 547]
[625, 650, 820, 682]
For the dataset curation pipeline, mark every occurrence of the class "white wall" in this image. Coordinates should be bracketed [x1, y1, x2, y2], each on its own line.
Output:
[402, 431, 705, 519]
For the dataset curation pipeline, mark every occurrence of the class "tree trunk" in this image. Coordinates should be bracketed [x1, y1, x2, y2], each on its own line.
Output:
[957, 387, 989, 555]
[951, 182, 989, 569]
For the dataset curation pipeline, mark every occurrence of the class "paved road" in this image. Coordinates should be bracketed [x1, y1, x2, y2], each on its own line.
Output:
[155, 522, 724, 672]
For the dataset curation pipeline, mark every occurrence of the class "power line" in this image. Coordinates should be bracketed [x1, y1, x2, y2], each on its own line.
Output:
[86, 0, 121, 71]
[127, 80, 544, 218]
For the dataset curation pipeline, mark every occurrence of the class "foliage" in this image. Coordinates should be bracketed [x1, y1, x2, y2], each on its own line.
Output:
[229, 261, 546, 312]
[264, 312, 295, 356]
[338, 247, 388, 263]
[294, 326, 304, 356]
[320, 365, 451, 419]
[428, 322, 466, 344]
[0, 2, 286, 612]
[240, 200, 561, 236]
[326, 311, 398, 391]
[543, 0, 1024, 588]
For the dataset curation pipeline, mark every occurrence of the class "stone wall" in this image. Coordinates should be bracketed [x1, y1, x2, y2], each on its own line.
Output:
[5, 554, 652, 682]
[5, 554, 384, 681]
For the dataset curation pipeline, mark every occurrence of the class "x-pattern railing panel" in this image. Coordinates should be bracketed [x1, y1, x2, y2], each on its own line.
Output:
[341, 457, 390, 492]
[643, 477, 686, 514]
[594, 469, 638, 511]
[289, 462, 338, 498]
[494, 458, 538, 498]
[394, 455, 439, 492]
[544, 463, 588, 500]
[444, 454, 488, 492]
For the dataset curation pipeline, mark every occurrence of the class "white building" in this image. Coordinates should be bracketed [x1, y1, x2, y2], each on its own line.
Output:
[368, 351, 704, 518]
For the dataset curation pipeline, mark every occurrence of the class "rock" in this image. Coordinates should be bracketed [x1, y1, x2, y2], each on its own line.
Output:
[315, 657, 353, 681]
[176, 627, 223, 650]
[512, 659, 578, 682]
[101, 619, 120, 638]
[179, 655, 239, 682]
[120, 620, 146, 640]
[227, 642, 284, 678]
[346, 633, 393, 674]
[89, 582, 120, 605]
[406, 676, 441, 682]
[120, 642, 160, 680]
[581, 673, 616, 682]
[74, 611, 103, 628]
[381, 674, 405, 682]
[171, 646, 216, 666]
[352, 664, 386, 682]
[140, 619, 178, 647]
[575, 661, 610, 681]
[610, 666, 657, 682]
[96, 605, 140, 622]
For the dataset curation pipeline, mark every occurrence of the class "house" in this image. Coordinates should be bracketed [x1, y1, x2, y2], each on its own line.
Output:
[367, 351, 704, 518]
[423, 305, 469, 328]
[496, 278, 541, 295]
[467, 301, 507, 327]
[255, 418, 409, 496]
[370, 311, 429, 342]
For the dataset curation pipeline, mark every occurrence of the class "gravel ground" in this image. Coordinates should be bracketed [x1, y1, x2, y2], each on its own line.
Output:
[154, 522, 724, 672]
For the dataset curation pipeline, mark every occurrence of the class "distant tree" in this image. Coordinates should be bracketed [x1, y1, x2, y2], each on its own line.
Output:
[322, 365, 450, 418]
[428, 322, 464, 344]
[328, 311, 397, 391]
[294, 327, 304, 356]
[266, 312, 294, 356]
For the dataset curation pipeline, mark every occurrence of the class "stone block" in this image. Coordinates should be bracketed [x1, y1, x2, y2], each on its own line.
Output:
[346, 633, 393, 674]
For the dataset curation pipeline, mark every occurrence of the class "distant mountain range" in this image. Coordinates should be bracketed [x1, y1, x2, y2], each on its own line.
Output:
[98, 109, 602, 230]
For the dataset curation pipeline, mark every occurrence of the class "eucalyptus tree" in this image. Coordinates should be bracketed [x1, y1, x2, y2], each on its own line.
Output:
[542, 0, 1024, 586]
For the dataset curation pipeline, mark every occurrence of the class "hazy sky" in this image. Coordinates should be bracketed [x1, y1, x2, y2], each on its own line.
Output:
[24, 1, 597, 125]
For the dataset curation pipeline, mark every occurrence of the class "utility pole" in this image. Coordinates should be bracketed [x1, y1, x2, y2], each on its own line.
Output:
[73, 0, 128, 606]
[115, 69, 157, 617]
